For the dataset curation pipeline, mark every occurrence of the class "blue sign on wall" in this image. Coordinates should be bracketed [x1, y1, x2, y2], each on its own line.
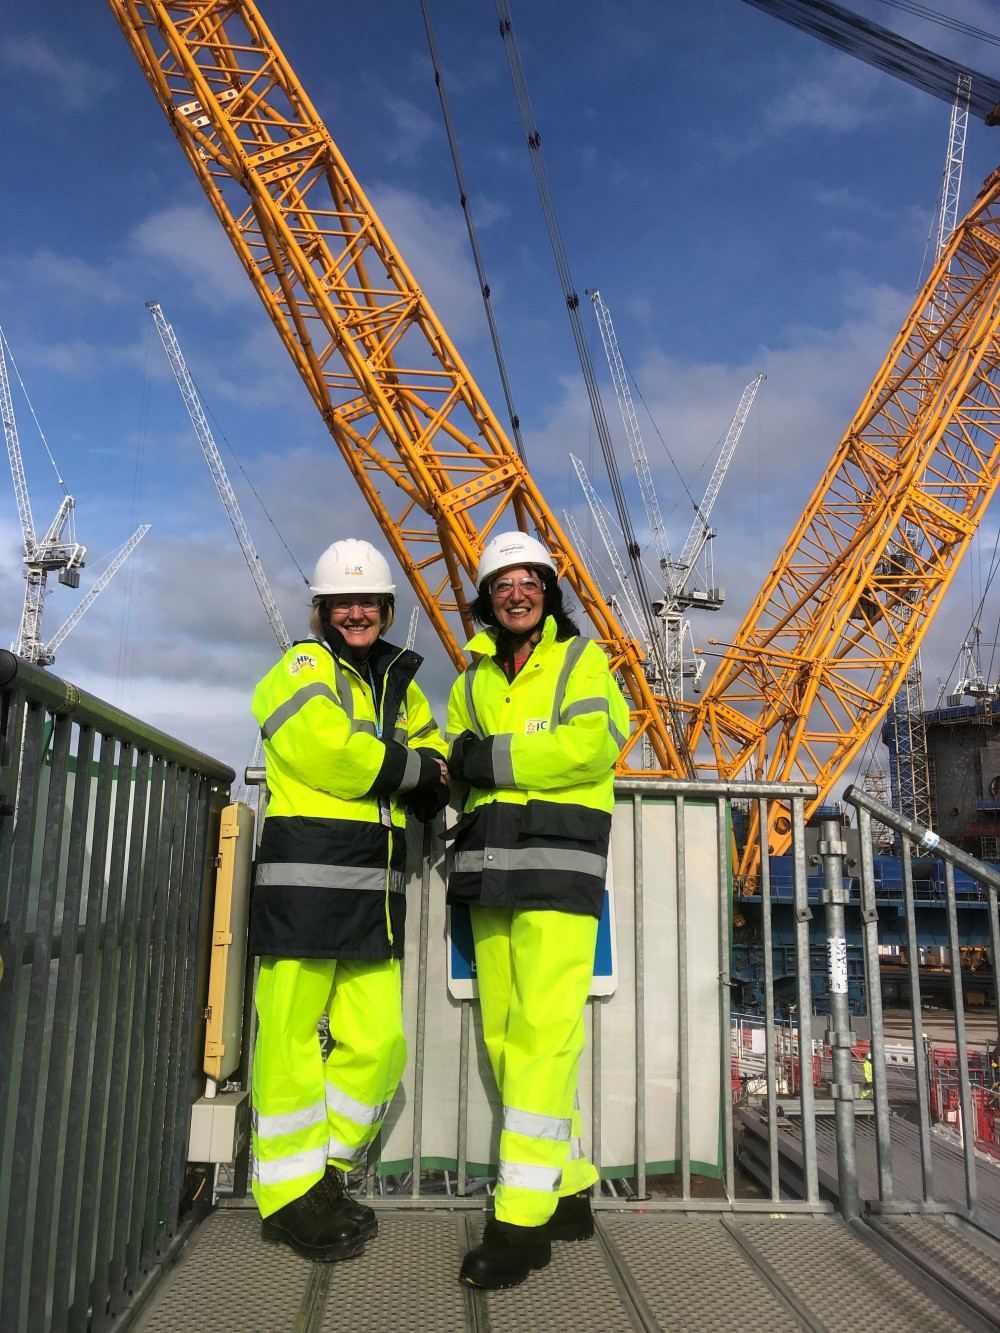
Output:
[446, 861, 619, 999]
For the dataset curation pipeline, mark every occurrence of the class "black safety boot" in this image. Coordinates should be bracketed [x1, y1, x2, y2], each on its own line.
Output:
[459, 1218, 551, 1289]
[261, 1176, 366, 1262]
[321, 1163, 378, 1241]
[545, 1189, 594, 1241]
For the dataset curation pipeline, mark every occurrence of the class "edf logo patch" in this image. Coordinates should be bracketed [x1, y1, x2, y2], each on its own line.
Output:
[525, 718, 548, 734]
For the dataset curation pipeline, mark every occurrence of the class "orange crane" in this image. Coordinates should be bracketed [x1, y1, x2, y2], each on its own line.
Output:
[106, 0, 687, 777]
[691, 174, 1000, 866]
[108, 1, 1000, 865]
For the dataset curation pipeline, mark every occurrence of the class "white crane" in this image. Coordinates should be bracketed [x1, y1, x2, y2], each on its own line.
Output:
[589, 291, 671, 569]
[935, 74, 972, 264]
[561, 507, 636, 638]
[2, 328, 86, 664]
[569, 454, 646, 641]
[148, 303, 290, 652]
[42, 525, 151, 661]
[665, 373, 764, 612]
[588, 288, 761, 701]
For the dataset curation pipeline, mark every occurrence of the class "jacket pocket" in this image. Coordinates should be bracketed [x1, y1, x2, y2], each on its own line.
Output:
[519, 799, 609, 844]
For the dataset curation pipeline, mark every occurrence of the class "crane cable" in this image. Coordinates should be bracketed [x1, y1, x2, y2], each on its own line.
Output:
[872, 0, 1000, 50]
[198, 386, 310, 586]
[491, 0, 694, 774]
[418, 0, 528, 465]
[0, 323, 69, 499]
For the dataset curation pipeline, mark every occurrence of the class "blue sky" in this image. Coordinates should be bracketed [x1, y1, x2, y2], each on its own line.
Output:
[2, 0, 999, 781]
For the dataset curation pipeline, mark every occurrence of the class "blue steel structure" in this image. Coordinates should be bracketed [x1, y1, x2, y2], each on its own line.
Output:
[733, 849, 999, 1017]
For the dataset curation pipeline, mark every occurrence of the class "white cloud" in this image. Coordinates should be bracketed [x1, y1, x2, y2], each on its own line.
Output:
[382, 95, 439, 159]
[366, 183, 483, 344]
[23, 250, 126, 304]
[22, 337, 106, 379]
[130, 204, 255, 309]
[6, 35, 114, 111]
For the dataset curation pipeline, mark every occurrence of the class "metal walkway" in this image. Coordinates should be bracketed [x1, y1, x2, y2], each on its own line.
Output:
[739, 1107, 1000, 1233]
[128, 1203, 1000, 1333]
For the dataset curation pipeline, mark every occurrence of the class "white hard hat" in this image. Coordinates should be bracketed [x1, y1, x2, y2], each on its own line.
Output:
[476, 530, 557, 591]
[311, 539, 396, 596]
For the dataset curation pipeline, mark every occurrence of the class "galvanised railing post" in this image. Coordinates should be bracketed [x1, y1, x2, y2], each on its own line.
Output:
[816, 818, 860, 1218]
[855, 804, 894, 1200]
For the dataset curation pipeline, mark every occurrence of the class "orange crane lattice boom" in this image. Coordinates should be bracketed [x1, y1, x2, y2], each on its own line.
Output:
[107, 0, 687, 777]
[690, 169, 1000, 868]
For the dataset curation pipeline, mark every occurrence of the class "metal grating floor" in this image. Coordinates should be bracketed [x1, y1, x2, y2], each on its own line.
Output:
[129, 1203, 1000, 1332]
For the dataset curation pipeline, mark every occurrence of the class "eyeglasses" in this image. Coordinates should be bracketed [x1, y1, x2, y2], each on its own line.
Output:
[490, 576, 544, 599]
[329, 597, 382, 614]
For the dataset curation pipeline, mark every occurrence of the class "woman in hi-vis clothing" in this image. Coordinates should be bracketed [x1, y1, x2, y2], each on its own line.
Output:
[250, 539, 448, 1262]
[446, 530, 628, 1289]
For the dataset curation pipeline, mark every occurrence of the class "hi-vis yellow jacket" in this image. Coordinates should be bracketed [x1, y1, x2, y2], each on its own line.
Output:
[446, 616, 629, 917]
[251, 631, 446, 960]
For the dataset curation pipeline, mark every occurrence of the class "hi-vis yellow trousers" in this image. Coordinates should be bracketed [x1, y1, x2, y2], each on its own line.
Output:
[251, 956, 406, 1218]
[470, 906, 600, 1227]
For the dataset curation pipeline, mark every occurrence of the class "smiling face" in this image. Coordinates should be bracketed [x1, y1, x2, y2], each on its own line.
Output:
[488, 565, 546, 637]
[328, 595, 383, 660]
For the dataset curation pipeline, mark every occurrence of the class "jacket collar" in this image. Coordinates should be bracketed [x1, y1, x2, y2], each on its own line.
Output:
[465, 614, 558, 660]
[307, 626, 423, 684]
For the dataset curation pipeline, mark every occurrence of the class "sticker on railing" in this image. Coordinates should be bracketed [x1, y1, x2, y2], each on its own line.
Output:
[918, 830, 940, 851]
[827, 937, 848, 994]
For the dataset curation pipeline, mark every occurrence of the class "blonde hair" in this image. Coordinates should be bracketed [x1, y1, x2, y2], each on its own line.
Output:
[310, 595, 395, 639]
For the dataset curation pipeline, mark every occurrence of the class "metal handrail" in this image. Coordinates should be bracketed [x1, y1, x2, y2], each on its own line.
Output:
[1, 656, 233, 1333]
[843, 783, 1000, 1220]
[0, 650, 234, 781]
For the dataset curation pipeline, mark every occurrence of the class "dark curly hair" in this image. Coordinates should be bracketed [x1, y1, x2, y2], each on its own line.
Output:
[469, 568, 580, 642]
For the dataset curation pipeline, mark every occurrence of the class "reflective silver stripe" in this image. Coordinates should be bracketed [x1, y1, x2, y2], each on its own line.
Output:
[454, 846, 607, 878]
[326, 1080, 392, 1127]
[560, 696, 608, 724]
[328, 1135, 367, 1165]
[492, 734, 515, 787]
[549, 637, 588, 730]
[409, 720, 436, 741]
[253, 1098, 327, 1140]
[464, 659, 486, 738]
[498, 1160, 562, 1192]
[503, 1105, 572, 1142]
[396, 746, 422, 793]
[251, 1144, 327, 1186]
[393, 726, 407, 743]
[560, 694, 626, 748]
[568, 1136, 583, 1161]
[256, 863, 392, 892]
[453, 849, 485, 874]
[353, 719, 377, 737]
[261, 682, 339, 740]
[608, 718, 627, 748]
[389, 869, 405, 895]
[333, 659, 355, 727]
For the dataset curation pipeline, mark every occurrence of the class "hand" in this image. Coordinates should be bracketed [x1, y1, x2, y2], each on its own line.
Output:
[434, 756, 449, 785]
